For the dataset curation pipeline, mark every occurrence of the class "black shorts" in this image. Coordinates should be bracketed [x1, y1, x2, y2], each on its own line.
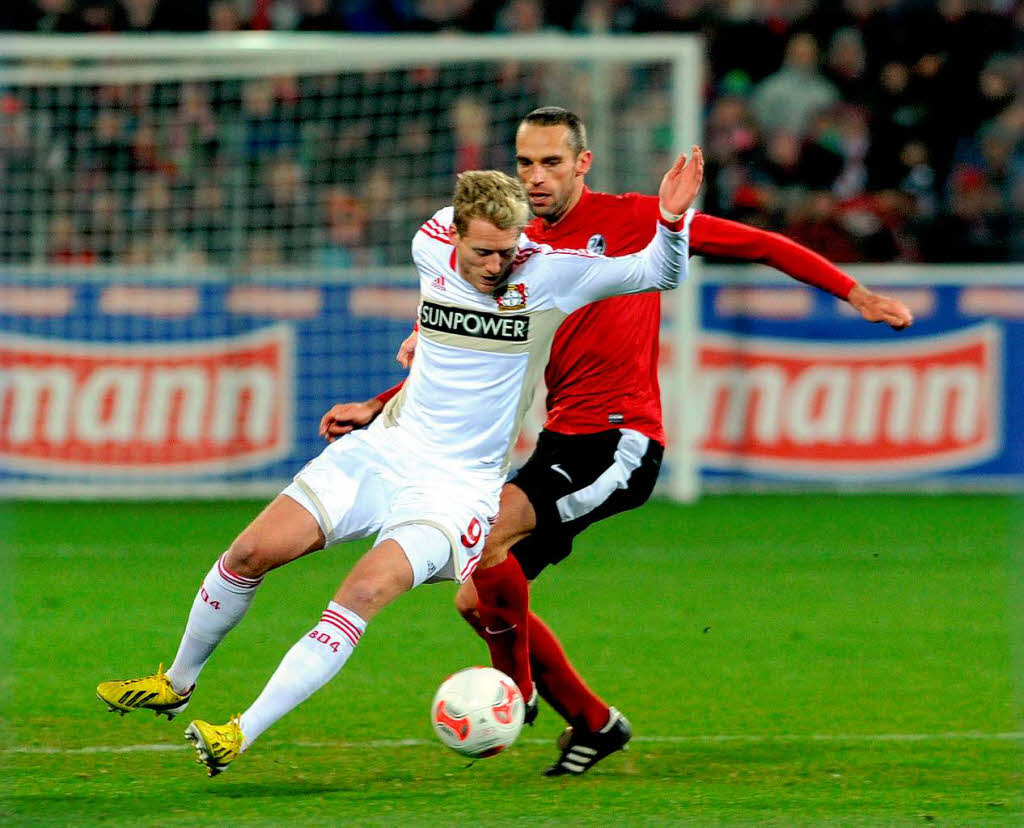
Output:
[508, 428, 664, 580]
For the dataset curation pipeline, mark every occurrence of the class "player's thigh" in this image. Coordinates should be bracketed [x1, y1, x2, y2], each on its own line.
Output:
[380, 482, 498, 586]
[334, 538, 417, 621]
[511, 429, 663, 577]
[283, 429, 396, 547]
[549, 429, 662, 528]
[558, 432, 663, 537]
[510, 429, 637, 532]
[228, 494, 327, 576]
[480, 483, 537, 558]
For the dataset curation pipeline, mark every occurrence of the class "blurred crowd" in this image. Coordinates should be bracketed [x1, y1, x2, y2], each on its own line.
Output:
[1, 0, 1022, 268]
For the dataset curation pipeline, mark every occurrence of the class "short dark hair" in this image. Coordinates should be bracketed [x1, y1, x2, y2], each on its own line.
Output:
[520, 106, 588, 156]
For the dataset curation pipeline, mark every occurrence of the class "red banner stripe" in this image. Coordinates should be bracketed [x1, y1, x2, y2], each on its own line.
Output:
[0, 326, 292, 473]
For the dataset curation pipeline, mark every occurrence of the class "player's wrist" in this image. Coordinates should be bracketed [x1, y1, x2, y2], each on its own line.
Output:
[658, 205, 687, 231]
[659, 204, 684, 222]
[845, 283, 866, 305]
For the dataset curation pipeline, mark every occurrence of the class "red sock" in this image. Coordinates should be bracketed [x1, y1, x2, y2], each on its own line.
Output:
[470, 556, 533, 698]
[529, 612, 610, 733]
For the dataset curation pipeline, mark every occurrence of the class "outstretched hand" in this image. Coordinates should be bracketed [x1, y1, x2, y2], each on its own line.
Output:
[847, 285, 914, 330]
[658, 146, 704, 219]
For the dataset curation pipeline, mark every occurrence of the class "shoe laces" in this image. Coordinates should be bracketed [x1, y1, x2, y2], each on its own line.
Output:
[229, 713, 246, 749]
[118, 663, 166, 687]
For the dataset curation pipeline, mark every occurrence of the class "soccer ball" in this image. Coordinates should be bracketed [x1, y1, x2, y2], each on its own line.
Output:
[431, 666, 525, 758]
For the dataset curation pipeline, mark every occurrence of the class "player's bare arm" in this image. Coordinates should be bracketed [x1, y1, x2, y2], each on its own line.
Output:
[846, 284, 914, 330]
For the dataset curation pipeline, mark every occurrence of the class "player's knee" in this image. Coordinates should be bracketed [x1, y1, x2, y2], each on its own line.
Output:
[225, 530, 274, 579]
[454, 584, 478, 620]
[478, 542, 509, 570]
[340, 572, 401, 617]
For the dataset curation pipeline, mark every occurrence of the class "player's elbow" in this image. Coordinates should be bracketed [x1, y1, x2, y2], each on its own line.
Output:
[659, 261, 688, 291]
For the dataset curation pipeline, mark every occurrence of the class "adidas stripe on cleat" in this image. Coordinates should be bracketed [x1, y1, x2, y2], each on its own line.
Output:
[96, 664, 193, 720]
[544, 706, 632, 777]
[184, 716, 244, 777]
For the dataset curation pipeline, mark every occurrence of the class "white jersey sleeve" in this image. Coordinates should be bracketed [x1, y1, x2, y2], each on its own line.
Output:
[541, 208, 696, 315]
[411, 206, 454, 278]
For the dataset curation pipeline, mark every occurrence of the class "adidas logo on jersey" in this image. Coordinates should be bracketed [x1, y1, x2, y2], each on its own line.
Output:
[432, 275, 446, 291]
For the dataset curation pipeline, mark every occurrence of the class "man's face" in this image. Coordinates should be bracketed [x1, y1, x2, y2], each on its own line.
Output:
[449, 218, 521, 293]
[515, 124, 592, 222]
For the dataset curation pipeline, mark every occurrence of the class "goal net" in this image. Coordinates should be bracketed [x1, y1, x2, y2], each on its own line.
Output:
[0, 33, 703, 499]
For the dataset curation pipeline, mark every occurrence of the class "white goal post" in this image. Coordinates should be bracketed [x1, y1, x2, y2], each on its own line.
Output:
[0, 33, 704, 500]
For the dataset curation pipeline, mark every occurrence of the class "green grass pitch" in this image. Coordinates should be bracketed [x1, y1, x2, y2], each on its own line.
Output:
[1, 494, 1021, 825]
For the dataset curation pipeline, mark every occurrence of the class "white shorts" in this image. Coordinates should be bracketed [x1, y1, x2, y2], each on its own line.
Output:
[282, 424, 498, 584]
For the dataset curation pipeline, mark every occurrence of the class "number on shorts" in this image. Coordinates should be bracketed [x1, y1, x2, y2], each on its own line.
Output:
[460, 517, 482, 548]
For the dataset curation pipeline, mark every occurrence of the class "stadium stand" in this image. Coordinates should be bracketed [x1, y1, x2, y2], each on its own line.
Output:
[1, 0, 1021, 265]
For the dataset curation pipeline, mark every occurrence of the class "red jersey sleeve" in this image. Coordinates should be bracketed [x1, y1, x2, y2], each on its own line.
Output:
[688, 212, 857, 299]
[375, 379, 404, 405]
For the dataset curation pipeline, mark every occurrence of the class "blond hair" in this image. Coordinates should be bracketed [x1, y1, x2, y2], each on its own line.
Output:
[452, 170, 530, 235]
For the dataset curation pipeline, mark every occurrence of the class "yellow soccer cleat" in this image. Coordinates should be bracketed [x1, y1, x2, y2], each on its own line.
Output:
[184, 715, 244, 777]
[96, 664, 193, 720]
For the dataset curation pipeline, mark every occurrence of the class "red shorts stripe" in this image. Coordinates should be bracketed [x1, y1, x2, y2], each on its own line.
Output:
[460, 552, 481, 581]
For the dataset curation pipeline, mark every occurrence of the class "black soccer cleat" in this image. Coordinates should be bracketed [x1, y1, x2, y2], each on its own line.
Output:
[523, 687, 539, 727]
[544, 706, 631, 776]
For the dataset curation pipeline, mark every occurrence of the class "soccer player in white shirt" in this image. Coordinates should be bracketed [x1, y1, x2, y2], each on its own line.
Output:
[95, 148, 703, 777]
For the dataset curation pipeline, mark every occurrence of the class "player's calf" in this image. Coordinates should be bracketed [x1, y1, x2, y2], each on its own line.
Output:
[471, 556, 533, 699]
[455, 581, 539, 726]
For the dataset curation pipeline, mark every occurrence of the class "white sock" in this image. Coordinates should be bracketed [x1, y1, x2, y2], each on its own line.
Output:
[239, 602, 366, 750]
[165, 553, 263, 693]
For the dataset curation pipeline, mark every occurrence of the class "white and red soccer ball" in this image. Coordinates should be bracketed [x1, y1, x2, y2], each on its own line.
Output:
[431, 667, 525, 758]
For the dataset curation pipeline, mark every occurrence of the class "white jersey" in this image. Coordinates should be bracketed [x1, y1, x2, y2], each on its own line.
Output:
[376, 205, 695, 487]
